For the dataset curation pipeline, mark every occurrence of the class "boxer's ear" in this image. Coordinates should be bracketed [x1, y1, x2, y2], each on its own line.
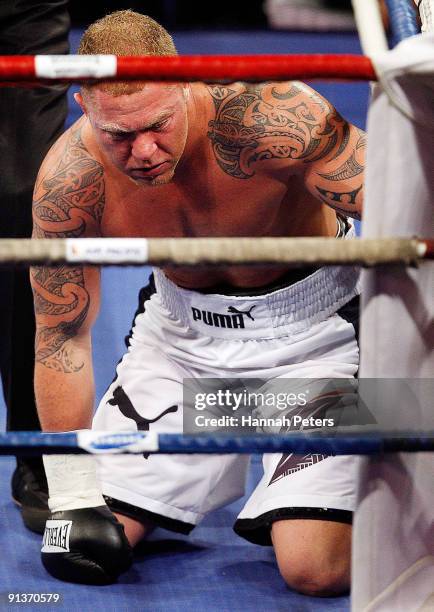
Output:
[74, 91, 88, 115]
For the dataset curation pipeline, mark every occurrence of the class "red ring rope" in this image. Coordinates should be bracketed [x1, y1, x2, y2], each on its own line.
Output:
[0, 54, 376, 83]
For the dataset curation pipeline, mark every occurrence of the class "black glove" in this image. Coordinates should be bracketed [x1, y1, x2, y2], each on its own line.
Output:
[41, 506, 133, 585]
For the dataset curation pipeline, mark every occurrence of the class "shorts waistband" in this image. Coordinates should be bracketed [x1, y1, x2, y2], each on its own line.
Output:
[153, 264, 361, 340]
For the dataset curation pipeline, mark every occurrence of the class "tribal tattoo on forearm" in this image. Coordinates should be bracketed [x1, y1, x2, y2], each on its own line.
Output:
[207, 83, 365, 218]
[31, 127, 104, 373]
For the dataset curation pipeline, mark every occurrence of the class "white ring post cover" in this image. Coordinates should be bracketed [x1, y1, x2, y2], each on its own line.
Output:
[355, 35, 434, 611]
[351, 0, 388, 55]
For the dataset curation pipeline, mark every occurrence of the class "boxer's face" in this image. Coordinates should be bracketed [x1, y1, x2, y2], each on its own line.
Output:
[76, 84, 188, 186]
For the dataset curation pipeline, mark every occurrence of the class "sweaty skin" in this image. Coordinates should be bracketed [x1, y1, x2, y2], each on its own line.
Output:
[86, 81, 363, 290]
[30, 79, 363, 594]
[30, 80, 365, 429]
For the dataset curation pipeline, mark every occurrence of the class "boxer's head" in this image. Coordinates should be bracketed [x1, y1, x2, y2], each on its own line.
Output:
[74, 10, 188, 186]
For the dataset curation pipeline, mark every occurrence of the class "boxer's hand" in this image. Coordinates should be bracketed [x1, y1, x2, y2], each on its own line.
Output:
[41, 450, 132, 584]
[41, 506, 133, 585]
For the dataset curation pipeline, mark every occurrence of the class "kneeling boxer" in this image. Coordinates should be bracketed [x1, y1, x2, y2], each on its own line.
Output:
[32, 10, 364, 593]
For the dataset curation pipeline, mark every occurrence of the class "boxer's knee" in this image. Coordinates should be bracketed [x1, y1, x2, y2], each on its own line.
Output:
[276, 555, 350, 597]
[271, 519, 351, 597]
[105, 496, 155, 548]
[114, 512, 154, 547]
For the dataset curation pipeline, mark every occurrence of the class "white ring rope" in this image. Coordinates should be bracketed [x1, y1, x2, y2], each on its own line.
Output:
[0, 237, 429, 267]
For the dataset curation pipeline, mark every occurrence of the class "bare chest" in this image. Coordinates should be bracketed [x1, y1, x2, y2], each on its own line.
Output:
[101, 158, 294, 239]
[98, 150, 334, 289]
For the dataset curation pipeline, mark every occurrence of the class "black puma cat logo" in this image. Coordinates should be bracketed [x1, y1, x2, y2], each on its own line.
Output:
[108, 386, 178, 458]
[227, 305, 256, 321]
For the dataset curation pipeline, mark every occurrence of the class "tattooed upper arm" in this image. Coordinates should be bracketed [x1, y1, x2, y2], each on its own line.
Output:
[32, 127, 104, 239]
[206, 82, 365, 219]
[31, 126, 104, 373]
[304, 118, 365, 220]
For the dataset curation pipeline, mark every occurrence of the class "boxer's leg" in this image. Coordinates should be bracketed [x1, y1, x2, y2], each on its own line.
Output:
[271, 519, 351, 596]
[271, 296, 358, 595]
[235, 296, 360, 595]
[94, 286, 249, 546]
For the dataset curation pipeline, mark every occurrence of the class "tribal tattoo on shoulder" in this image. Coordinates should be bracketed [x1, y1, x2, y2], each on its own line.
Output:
[206, 83, 364, 218]
[206, 83, 344, 177]
[31, 127, 105, 373]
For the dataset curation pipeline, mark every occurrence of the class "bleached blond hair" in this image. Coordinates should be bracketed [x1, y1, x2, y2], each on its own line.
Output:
[78, 10, 177, 96]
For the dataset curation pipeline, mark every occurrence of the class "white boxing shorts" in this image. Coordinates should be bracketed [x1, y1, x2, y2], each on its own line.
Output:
[94, 260, 361, 545]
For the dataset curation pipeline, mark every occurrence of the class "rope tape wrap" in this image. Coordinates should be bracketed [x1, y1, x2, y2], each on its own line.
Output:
[385, 0, 420, 44]
[0, 54, 376, 84]
[0, 431, 432, 456]
[0, 237, 431, 267]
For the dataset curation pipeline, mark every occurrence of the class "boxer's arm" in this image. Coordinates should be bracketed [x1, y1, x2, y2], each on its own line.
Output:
[30, 127, 132, 586]
[30, 125, 104, 432]
[206, 82, 365, 219]
[302, 98, 365, 221]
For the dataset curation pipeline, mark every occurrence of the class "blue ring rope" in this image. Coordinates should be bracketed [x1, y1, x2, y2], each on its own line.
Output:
[385, 0, 420, 45]
[0, 431, 432, 456]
